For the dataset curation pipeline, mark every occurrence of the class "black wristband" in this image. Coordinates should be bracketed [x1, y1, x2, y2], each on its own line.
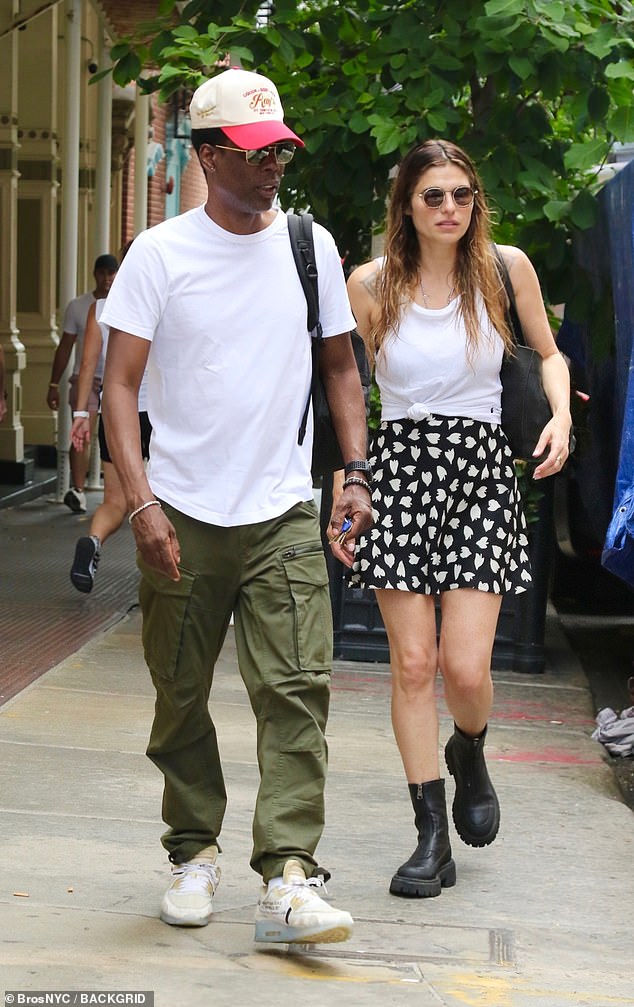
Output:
[344, 459, 372, 481]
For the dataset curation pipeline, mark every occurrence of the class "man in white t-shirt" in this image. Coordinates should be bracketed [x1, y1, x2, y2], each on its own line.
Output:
[100, 68, 372, 944]
[47, 254, 118, 512]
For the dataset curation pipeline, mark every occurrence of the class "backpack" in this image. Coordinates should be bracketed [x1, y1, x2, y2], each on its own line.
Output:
[287, 210, 371, 477]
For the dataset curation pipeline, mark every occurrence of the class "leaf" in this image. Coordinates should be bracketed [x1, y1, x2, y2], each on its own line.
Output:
[369, 118, 403, 155]
[564, 138, 608, 171]
[113, 52, 142, 86]
[427, 110, 447, 131]
[428, 51, 463, 71]
[540, 26, 570, 53]
[110, 43, 132, 61]
[484, 0, 525, 14]
[587, 87, 610, 125]
[543, 199, 570, 222]
[569, 189, 598, 230]
[173, 25, 200, 41]
[608, 106, 634, 142]
[508, 55, 534, 80]
[605, 61, 634, 81]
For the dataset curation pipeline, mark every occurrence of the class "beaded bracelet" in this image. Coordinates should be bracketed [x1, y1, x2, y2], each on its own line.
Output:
[128, 499, 162, 525]
[49, 382, 59, 389]
[342, 476, 372, 493]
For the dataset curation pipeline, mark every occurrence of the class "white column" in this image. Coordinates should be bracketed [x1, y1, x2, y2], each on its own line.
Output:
[94, 23, 112, 258]
[133, 87, 149, 235]
[87, 21, 112, 490]
[56, 0, 81, 502]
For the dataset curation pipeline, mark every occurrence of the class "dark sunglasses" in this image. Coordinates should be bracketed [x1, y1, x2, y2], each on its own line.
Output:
[417, 185, 477, 208]
[214, 142, 296, 166]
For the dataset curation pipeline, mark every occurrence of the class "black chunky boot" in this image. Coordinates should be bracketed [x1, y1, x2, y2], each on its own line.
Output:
[445, 723, 500, 847]
[389, 779, 457, 898]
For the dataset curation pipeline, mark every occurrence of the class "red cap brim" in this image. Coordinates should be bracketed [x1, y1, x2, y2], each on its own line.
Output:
[221, 121, 304, 149]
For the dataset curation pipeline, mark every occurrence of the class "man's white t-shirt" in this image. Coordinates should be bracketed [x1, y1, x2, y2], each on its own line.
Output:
[62, 291, 105, 380]
[101, 206, 355, 526]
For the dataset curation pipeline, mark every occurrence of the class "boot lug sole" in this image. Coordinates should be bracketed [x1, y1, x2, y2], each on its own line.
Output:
[389, 860, 457, 898]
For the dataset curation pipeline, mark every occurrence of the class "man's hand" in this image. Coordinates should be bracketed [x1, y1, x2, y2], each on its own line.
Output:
[328, 482, 373, 568]
[130, 505, 181, 582]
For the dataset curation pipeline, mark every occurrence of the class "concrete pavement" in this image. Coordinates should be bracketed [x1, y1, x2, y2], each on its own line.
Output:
[0, 496, 633, 1006]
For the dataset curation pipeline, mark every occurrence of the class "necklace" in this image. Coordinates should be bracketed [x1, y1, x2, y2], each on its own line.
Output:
[420, 278, 457, 308]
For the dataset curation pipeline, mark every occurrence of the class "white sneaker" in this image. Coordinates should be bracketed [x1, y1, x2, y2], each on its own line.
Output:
[160, 845, 220, 927]
[254, 859, 353, 944]
[64, 487, 87, 514]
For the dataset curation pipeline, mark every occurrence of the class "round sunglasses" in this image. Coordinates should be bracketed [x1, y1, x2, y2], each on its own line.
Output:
[214, 142, 296, 166]
[417, 185, 477, 208]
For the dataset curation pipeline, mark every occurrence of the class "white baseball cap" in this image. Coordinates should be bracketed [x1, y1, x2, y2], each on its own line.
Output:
[189, 68, 304, 149]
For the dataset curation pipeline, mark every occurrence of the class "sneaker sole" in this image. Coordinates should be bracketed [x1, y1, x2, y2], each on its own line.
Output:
[160, 907, 212, 927]
[70, 539, 98, 593]
[64, 493, 86, 514]
[254, 920, 353, 944]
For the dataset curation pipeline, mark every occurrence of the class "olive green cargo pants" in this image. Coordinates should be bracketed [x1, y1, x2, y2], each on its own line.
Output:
[138, 499, 332, 882]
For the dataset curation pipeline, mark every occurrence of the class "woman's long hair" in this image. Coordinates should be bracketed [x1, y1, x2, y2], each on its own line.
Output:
[369, 139, 513, 363]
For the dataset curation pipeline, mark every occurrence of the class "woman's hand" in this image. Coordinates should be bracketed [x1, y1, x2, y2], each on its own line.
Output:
[532, 415, 572, 480]
[70, 416, 91, 452]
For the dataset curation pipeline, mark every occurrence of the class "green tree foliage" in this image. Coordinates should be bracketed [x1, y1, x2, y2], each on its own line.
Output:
[108, 0, 634, 316]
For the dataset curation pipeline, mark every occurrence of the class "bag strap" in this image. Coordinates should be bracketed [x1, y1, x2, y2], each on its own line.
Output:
[287, 210, 323, 446]
[287, 210, 322, 337]
[492, 243, 525, 347]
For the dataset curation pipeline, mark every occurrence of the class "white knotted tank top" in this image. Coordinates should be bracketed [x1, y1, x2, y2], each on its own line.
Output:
[376, 294, 505, 424]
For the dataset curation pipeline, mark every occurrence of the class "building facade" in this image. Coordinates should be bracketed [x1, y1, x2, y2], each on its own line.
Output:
[0, 1, 206, 487]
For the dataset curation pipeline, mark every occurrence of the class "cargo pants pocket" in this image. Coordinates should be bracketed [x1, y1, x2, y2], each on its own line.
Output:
[280, 543, 333, 672]
[138, 557, 196, 682]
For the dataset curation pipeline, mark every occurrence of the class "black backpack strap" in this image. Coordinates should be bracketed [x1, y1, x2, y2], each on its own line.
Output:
[493, 243, 524, 347]
[288, 210, 323, 446]
[288, 210, 322, 337]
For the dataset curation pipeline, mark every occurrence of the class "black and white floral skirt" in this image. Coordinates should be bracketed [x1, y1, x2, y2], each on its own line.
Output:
[351, 416, 532, 596]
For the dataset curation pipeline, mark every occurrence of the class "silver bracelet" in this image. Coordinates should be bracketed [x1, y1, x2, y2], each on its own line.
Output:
[342, 476, 372, 493]
[128, 499, 162, 525]
[73, 410, 90, 419]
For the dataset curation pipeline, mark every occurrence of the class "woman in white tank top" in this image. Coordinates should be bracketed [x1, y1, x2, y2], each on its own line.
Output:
[345, 140, 572, 900]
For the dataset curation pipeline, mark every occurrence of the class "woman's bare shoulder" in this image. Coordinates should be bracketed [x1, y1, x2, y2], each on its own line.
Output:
[494, 243, 532, 270]
[348, 259, 381, 296]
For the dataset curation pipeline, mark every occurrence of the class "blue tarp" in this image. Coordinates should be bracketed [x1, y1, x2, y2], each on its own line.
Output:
[601, 161, 634, 586]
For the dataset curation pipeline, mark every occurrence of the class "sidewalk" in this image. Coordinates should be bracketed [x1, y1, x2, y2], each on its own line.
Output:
[1, 496, 632, 1006]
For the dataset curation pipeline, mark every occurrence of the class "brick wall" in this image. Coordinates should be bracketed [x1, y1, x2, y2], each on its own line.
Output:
[121, 95, 207, 247]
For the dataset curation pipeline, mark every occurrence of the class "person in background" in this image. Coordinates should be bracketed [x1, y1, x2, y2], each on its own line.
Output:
[69, 277, 151, 593]
[47, 254, 118, 513]
[99, 68, 372, 944]
[345, 139, 571, 900]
